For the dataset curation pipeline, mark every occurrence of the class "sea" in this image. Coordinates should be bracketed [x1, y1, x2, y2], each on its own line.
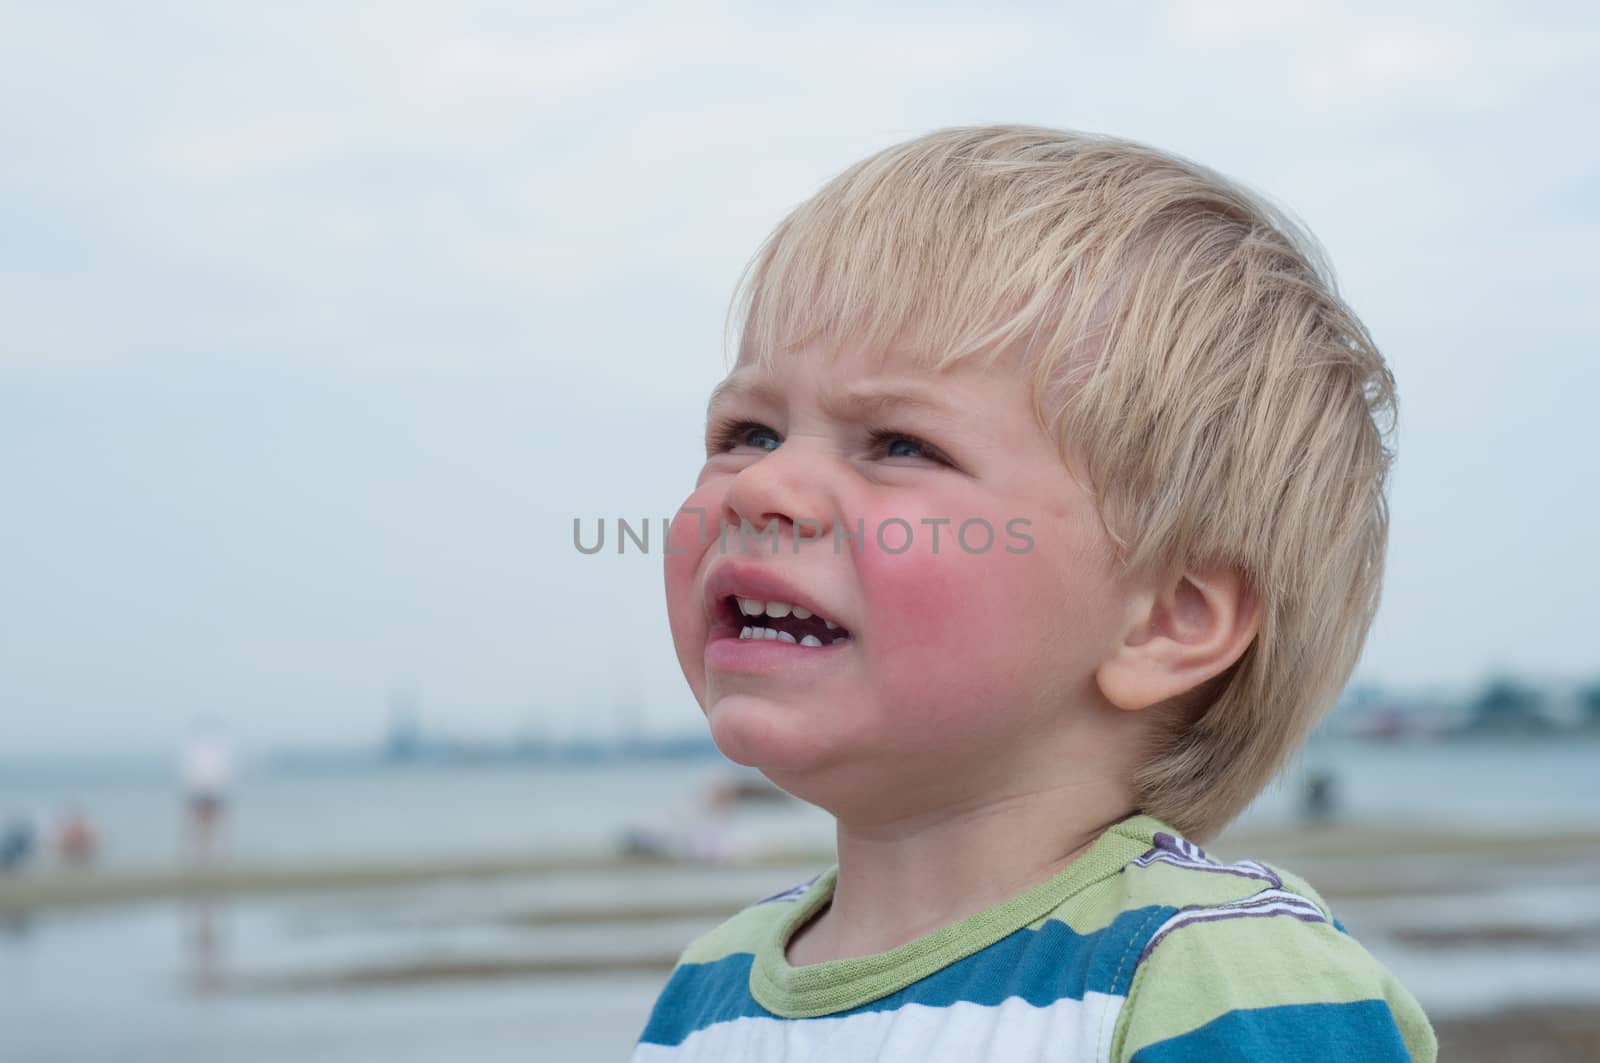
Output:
[3, 737, 1598, 873]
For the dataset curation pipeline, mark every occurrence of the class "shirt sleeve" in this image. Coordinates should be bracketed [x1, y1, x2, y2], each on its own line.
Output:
[1109, 893, 1436, 1062]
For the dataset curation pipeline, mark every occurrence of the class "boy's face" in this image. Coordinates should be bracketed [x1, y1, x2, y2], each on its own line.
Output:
[664, 338, 1137, 815]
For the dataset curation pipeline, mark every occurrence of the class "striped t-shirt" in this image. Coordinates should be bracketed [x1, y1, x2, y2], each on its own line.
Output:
[632, 814, 1435, 1061]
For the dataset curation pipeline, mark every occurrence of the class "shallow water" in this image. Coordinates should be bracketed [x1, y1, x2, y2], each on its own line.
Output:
[0, 864, 819, 1062]
[3, 738, 1597, 875]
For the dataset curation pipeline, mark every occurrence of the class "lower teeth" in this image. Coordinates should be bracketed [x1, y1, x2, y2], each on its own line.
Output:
[739, 626, 849, 646]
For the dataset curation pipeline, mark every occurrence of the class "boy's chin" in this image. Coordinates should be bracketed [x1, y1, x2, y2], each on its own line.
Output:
[705, 695, 849, 780]
[705, 695, 893, 817]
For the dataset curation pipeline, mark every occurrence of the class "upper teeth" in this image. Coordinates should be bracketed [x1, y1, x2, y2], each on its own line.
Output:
[733, 595, 849, 645]
[737, 597, 818, 621]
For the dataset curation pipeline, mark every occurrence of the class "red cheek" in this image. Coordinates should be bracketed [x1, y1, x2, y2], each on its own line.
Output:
[663, 486, 723, 701]
[852, 504, 1034, 637]
[853, 534, 1037, 738]
[851, 479, 1105, 725]
[860, 552, 967, 638]
[662, 502, 700, 601]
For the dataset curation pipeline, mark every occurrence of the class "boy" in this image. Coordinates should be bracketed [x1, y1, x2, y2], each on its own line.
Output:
[636, 125, 1434, 1061]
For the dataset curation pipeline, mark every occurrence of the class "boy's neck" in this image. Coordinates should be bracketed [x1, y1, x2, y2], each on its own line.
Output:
[785, 778, 1135, 967]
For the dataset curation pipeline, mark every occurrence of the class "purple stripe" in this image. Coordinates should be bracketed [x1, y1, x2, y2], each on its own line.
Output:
[1132, 850, 1283, 887]
[1162, 901, 1327, 931]
[1184, 896, 1325, 920]
[1133, 833, 1282, 888]
[754, 874, 821, 905]
[1136, 887, 1329, 961]
[1140, 905, 1328, 962]
[1207, 888, 1322, 910]
[1151, 831, 1210, 863]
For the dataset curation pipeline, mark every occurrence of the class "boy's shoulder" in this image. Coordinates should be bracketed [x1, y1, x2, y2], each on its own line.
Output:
[1109, 825, 1335, 918]
[1095, 824, 1436, 1062]
[674, 873, 825, 967]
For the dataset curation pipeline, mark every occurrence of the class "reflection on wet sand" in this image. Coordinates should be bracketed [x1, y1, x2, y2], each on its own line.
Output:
[184, 896, 225, 996]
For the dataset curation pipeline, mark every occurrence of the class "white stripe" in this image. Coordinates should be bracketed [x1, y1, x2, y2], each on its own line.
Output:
[1140, 887, 1328, 959]
[632, 991, 1126, 1063]
[1161, 886, 1325, 921]
[1161, 898, 1325, 930]
[1132, 851, 1279, 882]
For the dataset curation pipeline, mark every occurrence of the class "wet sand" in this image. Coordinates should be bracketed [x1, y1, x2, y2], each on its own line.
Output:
[7, 823, 1598, 915]
[0, 847, 833, 916]
[1434, 1005, 1600, 1063]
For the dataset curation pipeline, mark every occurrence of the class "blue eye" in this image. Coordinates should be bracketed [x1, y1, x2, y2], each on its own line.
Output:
[709, 418, 780, 453]
[746, 425, 781, 451]
[706, 417, 953, 467]
[869, 429, 951, 465]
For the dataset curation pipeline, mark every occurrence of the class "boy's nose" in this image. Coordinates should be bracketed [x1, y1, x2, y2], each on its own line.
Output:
[719, 442, 835, 549]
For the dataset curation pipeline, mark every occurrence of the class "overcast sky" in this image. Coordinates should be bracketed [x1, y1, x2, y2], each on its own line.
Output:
[2, 2, 1596, 758]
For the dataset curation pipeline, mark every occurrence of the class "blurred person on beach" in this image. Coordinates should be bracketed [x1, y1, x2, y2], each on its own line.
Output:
[635, 125, 1434, 1060]
[52, 803, 97, 867]
[181, 716, 233, 866]
[1301, 767, 1340, 826]
[621, 772, 786, 863]
[1, 812, 38, 872]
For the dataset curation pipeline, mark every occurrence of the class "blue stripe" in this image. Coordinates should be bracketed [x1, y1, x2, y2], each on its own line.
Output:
[834, 905, 1177, 1015]
[638, 953, 767, 1046]
[638, 904, 1176, 1047]
[1130, 1000, 1413, 1063]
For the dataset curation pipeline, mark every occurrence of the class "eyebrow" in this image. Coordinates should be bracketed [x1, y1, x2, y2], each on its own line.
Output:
[705, 375, 960, 425]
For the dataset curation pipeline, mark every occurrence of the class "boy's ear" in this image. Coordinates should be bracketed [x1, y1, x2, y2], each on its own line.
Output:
[1096, 564, 1261, 713]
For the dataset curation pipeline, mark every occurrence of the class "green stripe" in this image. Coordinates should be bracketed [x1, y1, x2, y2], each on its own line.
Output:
[752, 819, 1163, 1017]
[677, 898, 797, 965]
[1114, 910, 1434, 1060]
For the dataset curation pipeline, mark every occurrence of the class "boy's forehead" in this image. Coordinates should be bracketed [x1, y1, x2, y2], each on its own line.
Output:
[709, 344, 973, 421]
[738, 333, 923, 378]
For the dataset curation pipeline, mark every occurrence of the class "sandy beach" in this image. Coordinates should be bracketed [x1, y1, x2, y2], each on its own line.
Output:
[7, 822, 1595, 915]
[0, 847, 833, 918]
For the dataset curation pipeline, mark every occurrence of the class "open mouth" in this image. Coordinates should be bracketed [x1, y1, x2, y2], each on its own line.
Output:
[722, 596, 852, 647]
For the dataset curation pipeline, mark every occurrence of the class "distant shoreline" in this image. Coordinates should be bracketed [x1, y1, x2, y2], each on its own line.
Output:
[0, 847, 834, 916]
[6, 822, 1600, 917]
[3, 729, 1597, 785]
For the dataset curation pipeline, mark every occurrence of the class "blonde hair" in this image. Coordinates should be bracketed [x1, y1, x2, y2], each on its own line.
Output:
[725, 124, 1396, 840]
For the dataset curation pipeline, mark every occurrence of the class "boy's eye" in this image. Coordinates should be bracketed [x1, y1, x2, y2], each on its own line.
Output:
[875, 433, 932, 460]
[868, 428, 952, 465]
[706, 416, 952, 466]
[708, 419, 780, 453]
